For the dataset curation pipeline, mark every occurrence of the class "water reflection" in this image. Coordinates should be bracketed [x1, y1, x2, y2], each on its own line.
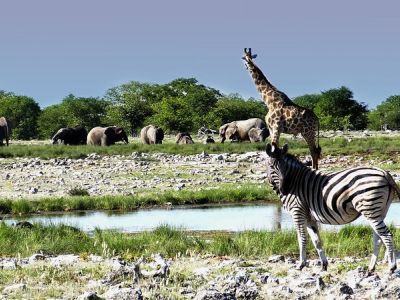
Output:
[5, 203, 400, 233]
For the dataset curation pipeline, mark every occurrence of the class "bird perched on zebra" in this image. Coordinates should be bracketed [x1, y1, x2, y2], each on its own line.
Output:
[265, 142, 400, 273]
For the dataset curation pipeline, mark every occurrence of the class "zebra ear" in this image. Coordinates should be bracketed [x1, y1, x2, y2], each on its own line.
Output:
[271, 142, 278, 152]
[282, 144, 289, 155]
[266, 143, 273, 156]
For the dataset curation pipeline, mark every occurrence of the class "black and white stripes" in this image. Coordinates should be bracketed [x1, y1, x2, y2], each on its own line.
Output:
[266, 143, 399, 273]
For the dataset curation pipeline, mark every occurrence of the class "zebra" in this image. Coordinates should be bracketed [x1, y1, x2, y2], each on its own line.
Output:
[265, 142, 400, 273]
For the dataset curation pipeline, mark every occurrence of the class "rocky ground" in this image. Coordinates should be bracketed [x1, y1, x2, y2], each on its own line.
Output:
[1, 150, 398, 199]
[1, 252, 400, 299]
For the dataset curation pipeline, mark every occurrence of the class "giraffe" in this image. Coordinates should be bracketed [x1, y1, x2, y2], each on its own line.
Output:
[242, 48, 321, 169]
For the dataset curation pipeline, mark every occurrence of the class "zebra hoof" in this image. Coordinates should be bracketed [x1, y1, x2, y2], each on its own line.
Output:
[321, 262, 328, 271]
[295, 263, 306, 270]
[367, 269, 375, 277]
[390, 265, 397, 274]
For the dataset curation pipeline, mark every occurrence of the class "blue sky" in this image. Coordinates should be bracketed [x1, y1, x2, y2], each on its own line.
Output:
[1, 0, 399, 108]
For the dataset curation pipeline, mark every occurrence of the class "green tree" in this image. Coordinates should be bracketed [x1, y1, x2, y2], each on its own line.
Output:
[105, 81, 157, 135]
[314, 87, 368, 130]
[61, 94, 110, 129]
[150, 78, 221, 131]
[148, 97, 194, 133]
[293, 94, 321, 110]
[0, 91, 41, 139]
[37, 94, 110, 138]
[37, 105, 69, 139]
[105, 78, 221, 134]
[368, 95, 400, 130]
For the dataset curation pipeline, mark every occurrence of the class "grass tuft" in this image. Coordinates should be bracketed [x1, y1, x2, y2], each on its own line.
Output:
[1, 223, 399, 260]
[67, 187, 90, 197]
[1, 135, 400, 159]
[0, 184, 277, 215]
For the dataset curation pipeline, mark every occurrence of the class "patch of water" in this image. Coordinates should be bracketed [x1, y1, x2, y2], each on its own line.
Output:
[5, 203, 400, 232]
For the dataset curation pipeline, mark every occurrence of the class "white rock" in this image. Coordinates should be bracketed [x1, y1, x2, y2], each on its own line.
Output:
[50, 254, 80, 267]
[3, 283, 27, 293]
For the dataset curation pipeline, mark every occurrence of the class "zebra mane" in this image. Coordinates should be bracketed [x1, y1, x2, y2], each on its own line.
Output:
[283, 152, 307, 169]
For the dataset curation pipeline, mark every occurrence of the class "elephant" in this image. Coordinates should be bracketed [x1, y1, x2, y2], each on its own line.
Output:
[140, 125, 164, 144]
[248, 127, 269, 143]
[219, 118, 267, 143]
[52, 127, 88, 145]
[175, 132, 194, 144]
[0, 117, 10, 146]
[87, 126, 129, 146]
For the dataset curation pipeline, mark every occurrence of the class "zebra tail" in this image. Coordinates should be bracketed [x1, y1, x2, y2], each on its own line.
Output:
[385, 172, 400, 201]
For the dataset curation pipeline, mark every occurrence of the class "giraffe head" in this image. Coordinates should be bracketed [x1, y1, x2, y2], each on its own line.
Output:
[242, 48, 257, 63]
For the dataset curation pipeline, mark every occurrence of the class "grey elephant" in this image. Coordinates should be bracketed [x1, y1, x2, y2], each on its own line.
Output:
[175, 132, 194, 144]
[219, 118, 267, 143]
[0, 117, 10, 146]
[52, 127, 87, 145]
[87, 126, 129, 146]
[248, 127, 269, 143]
[141, 125, 164, 144]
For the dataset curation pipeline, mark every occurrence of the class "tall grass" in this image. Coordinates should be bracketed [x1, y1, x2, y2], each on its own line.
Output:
[1, 136, 400, 158]
[0, 184, 277, 215]
[1, 223, 399, 260]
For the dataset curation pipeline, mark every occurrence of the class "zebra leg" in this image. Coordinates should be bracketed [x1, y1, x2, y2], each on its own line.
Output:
[367, 219, 396, 273]
[294, 219, 308, 270]
[306, 220, 328, 271]
[368, 232, 383, 274]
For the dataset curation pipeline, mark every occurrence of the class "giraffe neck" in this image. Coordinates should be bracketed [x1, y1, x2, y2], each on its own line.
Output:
[246, 60, 285, 108]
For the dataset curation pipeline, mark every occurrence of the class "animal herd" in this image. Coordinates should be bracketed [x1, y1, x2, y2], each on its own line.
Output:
[0, 48, 398, 274]
[49, 118, 268, 146]
[0, 114, 269, 147]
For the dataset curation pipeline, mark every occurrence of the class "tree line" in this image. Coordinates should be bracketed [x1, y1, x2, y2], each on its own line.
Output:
[0, 79, 399, 140]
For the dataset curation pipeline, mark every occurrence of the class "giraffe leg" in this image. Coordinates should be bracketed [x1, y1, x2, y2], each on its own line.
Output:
[307, 219, 328, 271]
[366, 218, 396, 273]
[302, 134, 320, 170]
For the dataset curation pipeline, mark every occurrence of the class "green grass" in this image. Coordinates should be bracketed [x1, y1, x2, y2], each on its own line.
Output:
[2, 135, 400, 158]
[0, 184, 277, 215]
[1, 223, 399, 260]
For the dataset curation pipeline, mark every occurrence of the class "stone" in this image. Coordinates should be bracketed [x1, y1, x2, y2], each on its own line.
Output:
[76, 291, 101, 300]
[3, 283, 27, 293]
[193, 267, 210, 277]
[101, 286, 143, 300]
[339, 283, 354, 295]
[15, 221, 34, 229]
[0, 259, 17, 270]
[268, 254, 285, 263]
[29, 187, 39, 194]
[89, 255, 104, 263]
[28, 253, 46, 264]
[50, 254, 80, 267]
[175, 183, 185, 191]
[267, 276, 279, 285]
[260, 273, 270, 284]
[194, 289, 235, 300]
